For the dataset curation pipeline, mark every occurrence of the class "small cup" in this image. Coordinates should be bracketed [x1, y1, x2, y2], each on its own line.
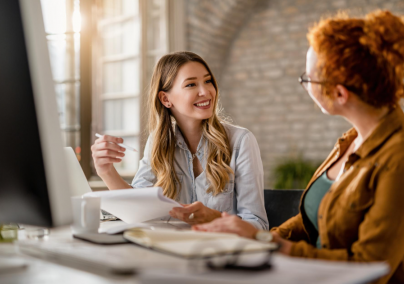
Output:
[0, 224, 19, 242]
[71, 196, 101, 234]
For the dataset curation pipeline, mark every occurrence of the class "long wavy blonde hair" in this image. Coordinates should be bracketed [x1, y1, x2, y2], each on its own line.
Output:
[147, 51, 233, 200]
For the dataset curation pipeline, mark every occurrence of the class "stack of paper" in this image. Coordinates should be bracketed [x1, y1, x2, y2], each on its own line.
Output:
[84, 187, 182, 224]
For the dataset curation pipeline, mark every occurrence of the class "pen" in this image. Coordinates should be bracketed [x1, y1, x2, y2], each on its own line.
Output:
[95, 133, 138, 152]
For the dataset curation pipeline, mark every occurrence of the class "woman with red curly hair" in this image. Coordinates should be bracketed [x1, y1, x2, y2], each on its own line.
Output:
[194, 10, 404, 283]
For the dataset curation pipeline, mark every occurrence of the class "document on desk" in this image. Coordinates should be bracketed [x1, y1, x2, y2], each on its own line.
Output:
[123, 228, 278, 258]
[84, 187, 182, 224]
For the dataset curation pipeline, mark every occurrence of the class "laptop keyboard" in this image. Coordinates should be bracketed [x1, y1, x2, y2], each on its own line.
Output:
[100, 210, 121, 221]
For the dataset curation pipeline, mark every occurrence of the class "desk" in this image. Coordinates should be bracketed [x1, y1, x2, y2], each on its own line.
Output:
[0, 221, 388, 284]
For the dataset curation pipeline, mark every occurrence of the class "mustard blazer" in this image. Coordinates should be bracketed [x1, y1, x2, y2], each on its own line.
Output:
[272, 107, 404, 284]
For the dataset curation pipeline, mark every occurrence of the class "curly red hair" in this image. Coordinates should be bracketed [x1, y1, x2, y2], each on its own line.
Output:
[308, 10, 404, 108]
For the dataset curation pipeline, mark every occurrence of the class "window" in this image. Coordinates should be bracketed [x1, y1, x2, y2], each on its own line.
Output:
[41, 0, 185, 182]
[41, 0, 82, 157]
[93, 0, 171, 177]
[145, 0, 169, 82]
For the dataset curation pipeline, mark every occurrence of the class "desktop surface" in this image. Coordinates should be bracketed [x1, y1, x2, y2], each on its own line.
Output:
[0, 221, 389, 284]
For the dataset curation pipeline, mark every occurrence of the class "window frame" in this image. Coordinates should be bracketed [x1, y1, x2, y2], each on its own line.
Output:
[90, 0, 185, 181]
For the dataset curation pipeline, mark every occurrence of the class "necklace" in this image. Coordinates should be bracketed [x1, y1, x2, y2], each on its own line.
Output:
[192, 153, 197, 160]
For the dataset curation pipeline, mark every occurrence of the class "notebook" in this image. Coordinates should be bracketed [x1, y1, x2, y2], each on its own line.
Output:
[123, 228, 278, 258]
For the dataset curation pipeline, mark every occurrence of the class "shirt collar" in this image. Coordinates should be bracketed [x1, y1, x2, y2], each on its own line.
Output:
[335, 128, 358, 155]
[355, 107, 404, 158]
[174, 124, 187, 150]
[174, 124, 205, 153]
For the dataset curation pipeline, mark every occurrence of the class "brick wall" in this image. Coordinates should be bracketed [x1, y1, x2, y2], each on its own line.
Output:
[186, 0, 259, 81]
[185, 0, 404, 188]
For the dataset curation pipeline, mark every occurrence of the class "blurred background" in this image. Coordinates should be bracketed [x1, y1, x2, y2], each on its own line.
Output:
[39, 0, 404, 190]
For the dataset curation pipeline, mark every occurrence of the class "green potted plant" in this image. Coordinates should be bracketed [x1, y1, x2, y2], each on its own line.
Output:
[273, 158, 320, 190]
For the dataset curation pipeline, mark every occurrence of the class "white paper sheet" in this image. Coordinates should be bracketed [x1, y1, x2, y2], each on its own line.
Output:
[84, 187, 183, 224]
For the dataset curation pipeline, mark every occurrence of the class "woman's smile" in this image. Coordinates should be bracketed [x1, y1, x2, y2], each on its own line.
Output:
[194, 99, 211, 109]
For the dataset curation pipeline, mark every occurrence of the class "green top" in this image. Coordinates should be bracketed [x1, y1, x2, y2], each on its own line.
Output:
[303, 171, 334, 248]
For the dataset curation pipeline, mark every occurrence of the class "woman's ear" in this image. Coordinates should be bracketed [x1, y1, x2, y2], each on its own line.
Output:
[158, 91, 172, 108]
[334, 84, 350, 106]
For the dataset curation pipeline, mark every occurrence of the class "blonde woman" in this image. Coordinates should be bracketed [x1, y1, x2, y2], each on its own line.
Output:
[91, 51, 268, 230]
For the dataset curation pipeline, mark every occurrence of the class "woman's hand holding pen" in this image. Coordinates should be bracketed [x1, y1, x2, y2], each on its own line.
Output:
[91, 135, 126, 177]
[169, 201, 222, 225]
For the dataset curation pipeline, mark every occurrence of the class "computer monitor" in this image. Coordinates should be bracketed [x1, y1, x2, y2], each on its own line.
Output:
[0, 0, 73, 227]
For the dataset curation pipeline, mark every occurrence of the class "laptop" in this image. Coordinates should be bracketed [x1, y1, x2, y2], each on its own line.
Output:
[64, 147, 92, 197]
[16, 149, 188, 275]
[64, 147, 117, 220]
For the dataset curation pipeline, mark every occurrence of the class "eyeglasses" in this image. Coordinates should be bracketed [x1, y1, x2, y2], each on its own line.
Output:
[298, 72, 326, 92]
[299, 72, 359, 94]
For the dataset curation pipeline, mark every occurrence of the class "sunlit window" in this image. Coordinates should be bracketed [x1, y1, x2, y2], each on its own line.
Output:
[95, 0, 141, 176]
[40, 0, 82, 159]
[94, 0, 169, 177]
[40, 0, 173, 178]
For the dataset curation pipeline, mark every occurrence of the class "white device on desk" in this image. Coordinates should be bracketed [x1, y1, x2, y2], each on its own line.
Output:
[64, 147, 118, 221]
[65, 147, 102, 233]
[0, 0, 75, 274]
[17, 239, 137, 275]
[64, 147, 93, 197]
[0, 0, 72, 227]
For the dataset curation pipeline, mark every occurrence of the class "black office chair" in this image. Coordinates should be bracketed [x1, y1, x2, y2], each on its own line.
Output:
[264, 189, 304, 229]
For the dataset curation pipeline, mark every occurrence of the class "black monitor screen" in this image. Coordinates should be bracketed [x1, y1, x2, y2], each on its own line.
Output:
[0, 0, 52, 226]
